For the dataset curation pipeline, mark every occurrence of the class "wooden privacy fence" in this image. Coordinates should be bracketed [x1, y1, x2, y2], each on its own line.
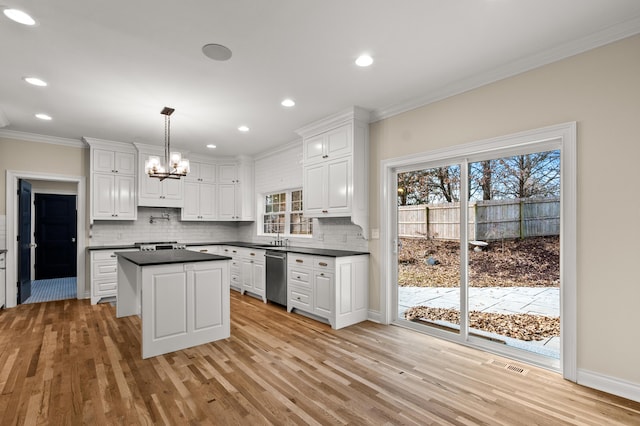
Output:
[398, 198, 560, 240]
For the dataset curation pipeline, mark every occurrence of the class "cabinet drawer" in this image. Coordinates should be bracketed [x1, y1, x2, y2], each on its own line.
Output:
[314, 257, 335, 271]
[289, 269, 311, 290]
[230, 273, 241, 287]
[91, 250, 118, 261]
[289, 286, 312, 310]
[93, 279, 117, 295]
[92, 260, 117, 279]
[288, 254, 314, 267]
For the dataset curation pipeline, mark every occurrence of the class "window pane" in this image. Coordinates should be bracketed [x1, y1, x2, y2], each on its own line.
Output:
[290, 213, 312, 235]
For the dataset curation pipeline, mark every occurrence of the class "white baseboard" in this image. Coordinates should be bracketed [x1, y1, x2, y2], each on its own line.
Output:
[577, 369, 640, 403]
[367, 310, 382, 324]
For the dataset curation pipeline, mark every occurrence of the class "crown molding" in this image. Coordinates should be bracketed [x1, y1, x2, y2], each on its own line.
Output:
[370, 16, 640, 123]
[253, 138, 302, 161]
[295, 106, 370, 138]
[0, 129, 85, 148]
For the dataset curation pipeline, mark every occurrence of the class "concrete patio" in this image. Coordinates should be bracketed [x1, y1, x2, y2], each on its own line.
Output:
[398, 286, 560, 358]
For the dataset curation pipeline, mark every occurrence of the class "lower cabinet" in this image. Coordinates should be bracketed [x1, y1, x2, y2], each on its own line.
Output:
[116, 258, 230, 359]
[239, 248, 266, 302]
[90, 248, 138, 304]
[221, 246, 242, 291]
[287, 254, 369, 329]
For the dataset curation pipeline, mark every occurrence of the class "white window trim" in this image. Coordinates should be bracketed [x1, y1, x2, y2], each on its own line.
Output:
[379, 122, 576, 381]
[257, 188, 313, 238]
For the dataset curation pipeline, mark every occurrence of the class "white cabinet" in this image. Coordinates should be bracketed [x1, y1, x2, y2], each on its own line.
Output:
[92, 148, 136, 175]
[303, 156, 351, 216]
[217, 184, 238, 220]
[186, 161, 216, 183]
[182, 181, 216, 221]
[89, 248, 138, 304]
[218, 164, 237, 183]
[287, 253, 369, 329]
[116, 257, 230, 359]
[296, 107, 370, 238]
[239, 248, 266, 302]
[182, 159, 253, 222]
[216, 159, 254, 221]
[221, 246, 242, 291]
[85, 138, 137, 221]
[135, 143, 184, 208]
[303, 124, 352, 164]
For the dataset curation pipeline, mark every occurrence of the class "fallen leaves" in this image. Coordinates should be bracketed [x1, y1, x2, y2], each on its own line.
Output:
[398, 236, 560, 288]
[404, 306, 560, 341]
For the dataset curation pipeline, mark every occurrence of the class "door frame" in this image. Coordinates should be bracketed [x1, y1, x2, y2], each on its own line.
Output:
[5, 171, 86, 308]
[378, 122, 577, 381]
[31, 188, 78, 280]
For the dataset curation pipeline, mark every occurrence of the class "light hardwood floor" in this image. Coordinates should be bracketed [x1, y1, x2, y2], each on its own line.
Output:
[1, 291, 639, 425]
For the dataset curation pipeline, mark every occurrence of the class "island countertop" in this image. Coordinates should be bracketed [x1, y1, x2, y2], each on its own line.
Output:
[116, 250, 230, 266]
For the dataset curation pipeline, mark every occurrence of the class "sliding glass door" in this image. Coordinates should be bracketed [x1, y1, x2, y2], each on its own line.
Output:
[395, 146, 562, 367]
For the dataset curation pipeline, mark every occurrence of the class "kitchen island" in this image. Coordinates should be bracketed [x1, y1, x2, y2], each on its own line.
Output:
[116, 250, 231, 359]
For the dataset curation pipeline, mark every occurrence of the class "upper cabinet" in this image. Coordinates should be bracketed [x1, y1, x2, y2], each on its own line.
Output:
[135, 143, 184, 208]
[303, 124, 352, 164]
[85, 138, 137, 222]
[181, 157, 255, 222]
[182, 160, 217, 221]
[296, 106, 370, 238]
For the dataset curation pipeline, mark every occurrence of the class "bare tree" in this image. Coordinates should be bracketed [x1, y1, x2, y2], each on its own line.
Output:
[397, 170, 430, 205]
[496, 150, 560, 199]
[469, 160, 494, 200]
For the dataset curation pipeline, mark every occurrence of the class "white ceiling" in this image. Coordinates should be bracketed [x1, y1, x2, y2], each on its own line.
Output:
[1, 1, 640, 157]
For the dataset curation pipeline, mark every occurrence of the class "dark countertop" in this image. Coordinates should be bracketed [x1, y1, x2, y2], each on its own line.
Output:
[193, 241, 369, 257]
[87, 244, 137, 251]
[87, 241, 368, 257]
[115, 250, 231, 266]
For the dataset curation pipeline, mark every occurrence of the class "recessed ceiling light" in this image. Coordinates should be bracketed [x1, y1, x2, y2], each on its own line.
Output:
[3, 8, 36, 26]
[23, 77, 47, 87]
[206, 144, 217, 149]
[202, 44, 232, 61]
[281, 99, 295, 108]
[35, 113, 52, 121]
[238, 125, 249, 132]
[355, 54, 373, 67]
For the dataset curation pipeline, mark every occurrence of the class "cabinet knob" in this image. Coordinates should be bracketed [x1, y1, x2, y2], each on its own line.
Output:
[296, 259, 303, 263]
[296, 297, 301, 300]
[110, 254, 117, 258]
[322, 210, 328, 214]
[320, 273, 325, 277]
[296, 276, 301, 279]
[322, 155, 328, 159]
[319, 262, 328, 267]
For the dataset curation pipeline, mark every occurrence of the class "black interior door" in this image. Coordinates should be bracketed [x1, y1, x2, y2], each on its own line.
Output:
[18, 179, 32, 303]
[35, 194, 77, 279]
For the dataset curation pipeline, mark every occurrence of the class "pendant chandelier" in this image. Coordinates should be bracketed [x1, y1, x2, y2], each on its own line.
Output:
[145, 107, 190, 180]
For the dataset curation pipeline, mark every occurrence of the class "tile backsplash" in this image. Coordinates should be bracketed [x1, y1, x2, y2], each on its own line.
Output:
[90, 208, 368, 251]
[90, 207, 239, 245]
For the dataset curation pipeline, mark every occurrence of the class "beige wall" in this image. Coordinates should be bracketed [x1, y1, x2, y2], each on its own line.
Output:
[368, 34, 640, 384]
[0, 138, 88, 214]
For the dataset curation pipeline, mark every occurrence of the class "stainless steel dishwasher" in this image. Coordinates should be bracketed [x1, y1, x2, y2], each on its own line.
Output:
[265, 250, 287, 306]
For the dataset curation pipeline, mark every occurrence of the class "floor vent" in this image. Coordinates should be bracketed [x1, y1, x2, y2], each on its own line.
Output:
[489, 359, 529, 375]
